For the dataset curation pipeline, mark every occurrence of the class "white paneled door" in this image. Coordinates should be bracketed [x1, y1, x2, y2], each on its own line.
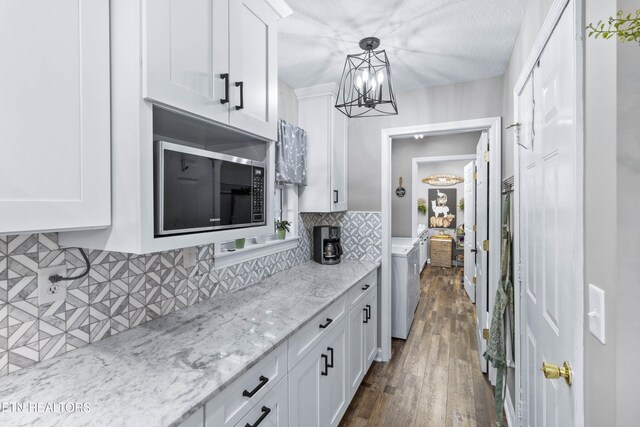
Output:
[463, 161, 477, 303]
[518, 4, 578, 426]
[0, 0, 111, 234]
[475, 131, 489, 374]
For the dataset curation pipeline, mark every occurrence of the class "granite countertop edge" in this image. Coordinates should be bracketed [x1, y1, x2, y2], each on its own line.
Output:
[169, 259, 379, 426]
[0, 259, 380, 427]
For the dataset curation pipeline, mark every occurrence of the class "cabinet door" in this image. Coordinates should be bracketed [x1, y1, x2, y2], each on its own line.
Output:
[347, 304, 365, 398]
[144, 0, 230, 124]
[330, 110, 348, 212]
[320, 320, 348, 427]
[229, 0, 278, 140]
[236, 378, 288, 427]
[288, 345, 322, 427]
[0, 0, 110, 234]
[364, 289, 378, 368]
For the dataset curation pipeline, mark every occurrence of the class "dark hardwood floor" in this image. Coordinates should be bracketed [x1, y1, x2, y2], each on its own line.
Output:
[340, 266, 499, 427]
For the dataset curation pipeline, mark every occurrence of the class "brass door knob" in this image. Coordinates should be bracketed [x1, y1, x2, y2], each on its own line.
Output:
[540, 361, 572, 386]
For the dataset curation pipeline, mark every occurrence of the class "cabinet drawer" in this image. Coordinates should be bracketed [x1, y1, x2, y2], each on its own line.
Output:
[234, 377, 288, 427]
[206, 342, 287, 427]
[288, 295, 346, 369]
[347, 271, 377, 309]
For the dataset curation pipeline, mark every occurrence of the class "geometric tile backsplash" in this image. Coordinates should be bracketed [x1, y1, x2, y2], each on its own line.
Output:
[0, 211, 381, 378]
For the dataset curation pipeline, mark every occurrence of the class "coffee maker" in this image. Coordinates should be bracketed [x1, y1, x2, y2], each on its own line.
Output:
[313, 226, 343, 265]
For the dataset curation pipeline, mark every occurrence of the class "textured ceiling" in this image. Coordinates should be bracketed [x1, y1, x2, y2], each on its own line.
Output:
[278, 0, 526, 91]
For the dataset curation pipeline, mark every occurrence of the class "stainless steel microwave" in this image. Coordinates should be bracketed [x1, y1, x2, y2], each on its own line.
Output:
[154, 140, 266, 236]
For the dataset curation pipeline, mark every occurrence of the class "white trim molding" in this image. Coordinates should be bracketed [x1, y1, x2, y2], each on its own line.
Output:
[214, 237, 300, 269]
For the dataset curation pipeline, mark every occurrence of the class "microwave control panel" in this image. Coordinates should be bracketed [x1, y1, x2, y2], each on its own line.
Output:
[252, 167, 265, 224]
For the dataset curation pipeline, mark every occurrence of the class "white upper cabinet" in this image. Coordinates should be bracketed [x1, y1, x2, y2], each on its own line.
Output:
[229, 0, 278, 139]
[144, 0, 281, 141]
[144, 0, 230, 124]
[296, 84, 349, 213]
[0, 0, 111, 235]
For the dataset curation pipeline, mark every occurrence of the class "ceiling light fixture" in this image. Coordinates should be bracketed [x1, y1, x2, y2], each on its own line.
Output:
[421, 174, 464, 186]
[335, 37, 398, 118]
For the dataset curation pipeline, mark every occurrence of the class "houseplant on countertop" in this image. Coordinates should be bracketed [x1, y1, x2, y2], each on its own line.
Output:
[276, 220, 291, 240]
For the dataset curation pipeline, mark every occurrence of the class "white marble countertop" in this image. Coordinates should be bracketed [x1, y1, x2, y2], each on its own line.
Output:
[0, 260, 378, 427]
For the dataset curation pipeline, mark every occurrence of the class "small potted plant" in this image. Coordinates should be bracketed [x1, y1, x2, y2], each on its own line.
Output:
[234, 238, 246, 249]
[275, 220, 291, 240]
[417, 197, 427, 215]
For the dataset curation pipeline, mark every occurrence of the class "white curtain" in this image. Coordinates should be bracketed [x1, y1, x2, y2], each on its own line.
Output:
[276, 119, 307, 185]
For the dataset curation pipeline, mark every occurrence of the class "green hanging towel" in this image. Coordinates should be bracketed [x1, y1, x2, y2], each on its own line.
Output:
[483, 193, 514, 427]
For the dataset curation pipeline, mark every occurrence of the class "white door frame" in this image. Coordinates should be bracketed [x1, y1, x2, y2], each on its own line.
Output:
[512, 0, 585, 425]
[410, 154, 477, 240]
[380, 117, 502, 365]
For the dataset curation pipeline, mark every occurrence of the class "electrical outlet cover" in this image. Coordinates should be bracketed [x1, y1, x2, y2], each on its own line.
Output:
[183, 247, 197, 269]
[38, 266, 67, 305]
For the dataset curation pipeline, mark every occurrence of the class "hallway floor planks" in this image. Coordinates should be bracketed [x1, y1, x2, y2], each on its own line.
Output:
[340, 266, 498, 427]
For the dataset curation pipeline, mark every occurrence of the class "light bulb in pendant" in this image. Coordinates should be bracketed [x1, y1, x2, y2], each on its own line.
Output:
[355, 75, 363, 91]
[377, 70, 384, 85]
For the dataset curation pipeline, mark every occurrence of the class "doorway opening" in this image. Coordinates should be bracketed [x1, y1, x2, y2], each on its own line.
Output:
[377, 118, 503, 420]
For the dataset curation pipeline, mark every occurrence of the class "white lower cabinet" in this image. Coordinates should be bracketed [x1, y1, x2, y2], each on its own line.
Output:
[289, 316, 348, 427]
[347, 283, 378, 398]
[364, 288, 378, 369]
[205, 343, 287, 427]
[347, 303, 365, 398]
[184, 270, 378, 427]
[235, 378, 288, 427]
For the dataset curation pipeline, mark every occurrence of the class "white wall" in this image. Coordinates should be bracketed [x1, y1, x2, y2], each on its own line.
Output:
[612, 0, 640, 424]
[415, 161, 468, 235]
[349, 76, 504, 212]
[390, 134, 478, 237]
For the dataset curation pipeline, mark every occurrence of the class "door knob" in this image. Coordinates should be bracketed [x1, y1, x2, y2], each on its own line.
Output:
[540, 361, 572, 386]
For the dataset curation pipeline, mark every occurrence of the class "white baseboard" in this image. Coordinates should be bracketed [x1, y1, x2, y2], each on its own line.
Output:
[504, 389, 516, 426]
[375, 347, 387, 362]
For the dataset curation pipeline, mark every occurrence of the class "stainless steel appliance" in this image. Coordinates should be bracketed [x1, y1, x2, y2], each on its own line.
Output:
[313, 226, 343, 265]
[154, 140, 266, 236]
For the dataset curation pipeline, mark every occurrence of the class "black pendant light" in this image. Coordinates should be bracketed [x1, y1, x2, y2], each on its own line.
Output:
[335, 37, 398, 118]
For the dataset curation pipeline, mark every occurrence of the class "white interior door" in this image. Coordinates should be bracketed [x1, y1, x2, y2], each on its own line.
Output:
[463, 161, 477, 303]
[518, 5, 578, 426]
[475, 132, 489, 373]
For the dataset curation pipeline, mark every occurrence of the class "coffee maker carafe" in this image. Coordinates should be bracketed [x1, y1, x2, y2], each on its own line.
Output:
[313, 226, 343, 265]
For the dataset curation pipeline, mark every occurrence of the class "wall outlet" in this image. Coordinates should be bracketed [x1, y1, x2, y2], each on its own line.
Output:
[38, 266, 67, 305]
[182, 247, 197, 269]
